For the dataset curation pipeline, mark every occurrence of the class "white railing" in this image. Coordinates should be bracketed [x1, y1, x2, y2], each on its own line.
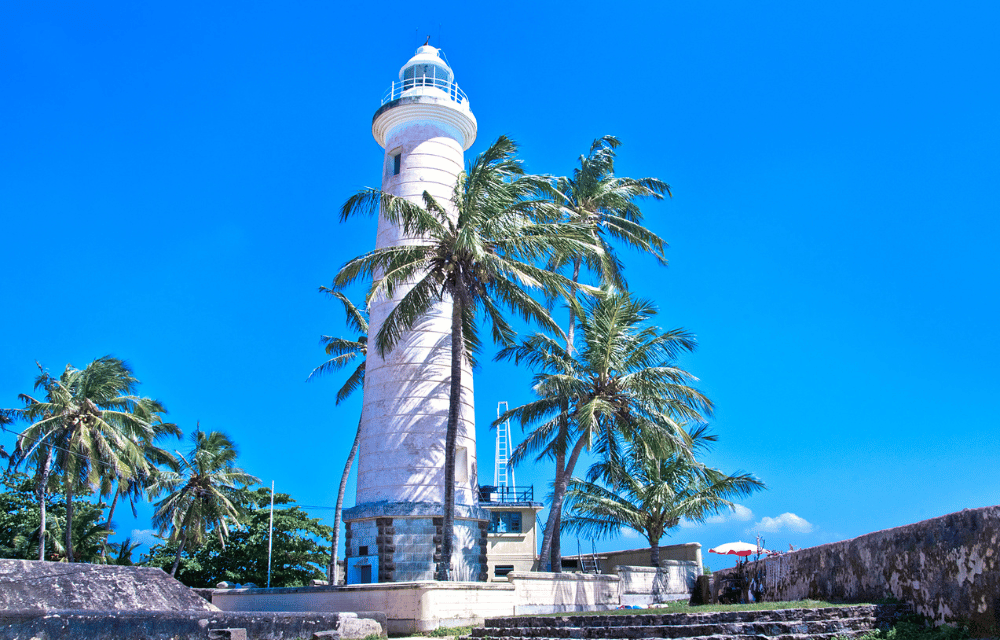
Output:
[380, 77, 469, 106]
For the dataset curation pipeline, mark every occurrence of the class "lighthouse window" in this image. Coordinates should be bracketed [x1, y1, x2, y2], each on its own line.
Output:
[392, 153, 401, 175]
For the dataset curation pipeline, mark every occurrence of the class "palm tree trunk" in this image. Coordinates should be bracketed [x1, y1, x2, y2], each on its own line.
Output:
[170, 508, 196, 576]
[537, 432, 589, 573]
[437, 291, 465, 581]
[329, 419, 362, 584]
[650, 541, 660, 568]
[101, 486, 120, 562]
[566, 256, 581, 354]
[36, 446, 53, 561]
[170, 536, 187, 577]
[547, 256, 581, 573]
[64, 479, 75, 563]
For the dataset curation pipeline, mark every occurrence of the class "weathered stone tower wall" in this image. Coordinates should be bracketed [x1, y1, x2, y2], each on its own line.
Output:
[343, 45, 488, 583]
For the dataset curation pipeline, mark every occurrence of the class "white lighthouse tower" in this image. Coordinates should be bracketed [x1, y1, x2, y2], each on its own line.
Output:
[343, 44, 489, 583]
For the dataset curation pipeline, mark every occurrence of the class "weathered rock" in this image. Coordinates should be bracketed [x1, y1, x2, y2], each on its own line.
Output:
[0, 559, 217, 612]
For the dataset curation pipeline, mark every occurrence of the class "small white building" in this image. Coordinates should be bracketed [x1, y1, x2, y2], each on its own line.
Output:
[478, 485, 544, 581]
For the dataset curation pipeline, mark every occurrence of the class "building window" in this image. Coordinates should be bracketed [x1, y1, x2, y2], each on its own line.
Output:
[494, 565, 515, 578]
[392, 152, 401, 175]
[359, 545, 369, 556]
[489, 512, 522, 533]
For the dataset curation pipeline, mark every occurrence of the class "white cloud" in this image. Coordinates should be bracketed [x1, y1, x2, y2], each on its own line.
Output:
[754, 512, 814, 533]
[130, 528, 162, 546]
[730, 504, 754, 522]
[621, 528, 640, 538]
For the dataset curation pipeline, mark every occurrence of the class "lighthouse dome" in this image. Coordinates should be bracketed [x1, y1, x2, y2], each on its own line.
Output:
[398, 44, 454, 84]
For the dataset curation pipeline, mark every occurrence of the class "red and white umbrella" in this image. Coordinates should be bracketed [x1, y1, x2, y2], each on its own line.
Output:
[708, 541, 770, 557]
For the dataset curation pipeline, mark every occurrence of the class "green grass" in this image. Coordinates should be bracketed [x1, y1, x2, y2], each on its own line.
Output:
[837, 620, 970, 640]
[420, 625, 475, 637]
[533, 599, 858, 616]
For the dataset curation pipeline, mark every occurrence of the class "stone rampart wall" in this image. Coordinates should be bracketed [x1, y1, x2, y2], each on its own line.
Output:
[711, 505, 999, 635]
[506, 571, 621, 615]
[616, 563, 700, 605]
[0, 610, 386, 640]
[212, 581, 516, 634]
[213, 572, 626, 632]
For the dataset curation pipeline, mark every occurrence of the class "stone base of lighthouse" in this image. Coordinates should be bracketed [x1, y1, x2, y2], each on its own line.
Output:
[343, 502, 490, 583]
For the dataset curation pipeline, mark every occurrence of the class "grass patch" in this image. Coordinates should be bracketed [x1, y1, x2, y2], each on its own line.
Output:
[839, 619, 970, 640]
[420, 625, 475, 637]
[533, 599, 859, 616]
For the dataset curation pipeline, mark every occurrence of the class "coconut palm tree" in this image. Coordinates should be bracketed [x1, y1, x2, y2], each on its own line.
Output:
[15, 357, 160, 562]
[542, 136, 671, 569]
[550, 135, 671, 345]
[336, 135, 596, 580]
[98, 403, 180, 561]
[563, 425, 766, 567]
[497, 289, 713, 571]
[307, 287, 368, 584]
[150, 428, 260, 576]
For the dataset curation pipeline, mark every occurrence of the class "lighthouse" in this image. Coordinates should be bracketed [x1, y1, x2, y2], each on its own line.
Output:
[342, 44, 489, 583]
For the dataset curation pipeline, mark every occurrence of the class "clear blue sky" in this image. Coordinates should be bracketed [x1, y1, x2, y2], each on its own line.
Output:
[2, 1, 998, 572]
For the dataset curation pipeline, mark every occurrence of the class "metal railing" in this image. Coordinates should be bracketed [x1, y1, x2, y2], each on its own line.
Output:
[380, 77, 469, 106]
[479, 485, 533, 503]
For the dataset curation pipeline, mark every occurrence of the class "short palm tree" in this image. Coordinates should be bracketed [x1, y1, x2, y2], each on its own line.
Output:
[307, 287, 368, 584]
[337, 135, 596, 579]
[498, 288, 712, 571]
[15, 357, 161, 562]
[151, 428, 260, 576]
[543, 136, 671, 568]
[563, 425, 766, 567]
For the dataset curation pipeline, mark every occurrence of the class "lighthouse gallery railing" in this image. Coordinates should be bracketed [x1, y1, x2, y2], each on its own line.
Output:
[381, 77, 469, 106]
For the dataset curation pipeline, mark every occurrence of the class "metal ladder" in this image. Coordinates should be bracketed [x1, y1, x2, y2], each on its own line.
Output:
[494, 401, 515, 489]
[578, 539, 600, 574]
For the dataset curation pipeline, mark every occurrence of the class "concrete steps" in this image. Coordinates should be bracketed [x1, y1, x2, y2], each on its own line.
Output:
[468, 604, 911, 640]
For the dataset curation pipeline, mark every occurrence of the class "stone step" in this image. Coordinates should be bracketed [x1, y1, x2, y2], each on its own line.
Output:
[483, 604, 908, 629]
[471, 616, 877, 639]
[469, 605, 912, 640]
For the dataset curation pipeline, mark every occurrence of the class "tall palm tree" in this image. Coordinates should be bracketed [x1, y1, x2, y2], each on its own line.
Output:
[498, 289, 713, 571]
[307, 287, 368, 584]
[337, 135, 596, 580]
[563, 425, 766, 567]
[15, 357, 159, 562]
[151, 428, 260, 576]
[543, 136, 671, 570]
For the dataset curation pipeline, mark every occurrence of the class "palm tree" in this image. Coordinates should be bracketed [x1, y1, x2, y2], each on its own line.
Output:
[337, 135, 596, 580]
[108, 536, 142, 565]
[563, 425, 766, 567]
[307, 287, 368, 584]
[498, 289, 713, 571]
[98, 404, 180, 561]
[542, 137, 671, 570]
[15, 357, 160, 562]
[151, 428, 260, 576]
